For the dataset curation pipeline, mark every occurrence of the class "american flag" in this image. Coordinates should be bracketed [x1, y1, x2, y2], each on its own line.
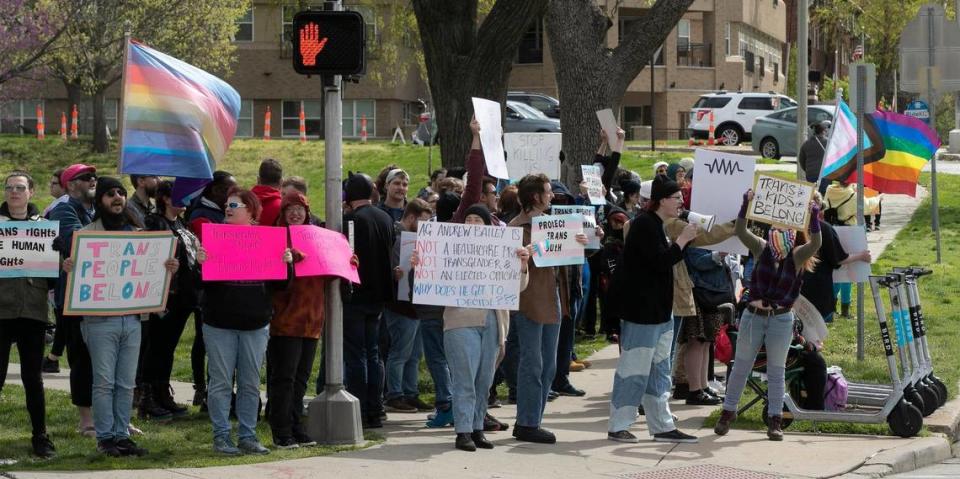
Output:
[852, 45, 864, 60]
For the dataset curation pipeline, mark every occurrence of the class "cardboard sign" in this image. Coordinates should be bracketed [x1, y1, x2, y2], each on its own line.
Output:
[504, 132, 562, 180]
[201, 223, 288, 281]
[0, 220, 60, 278]
[289, 224, 360, 283]
[833, 225, 870, 283]
[690, 149, 756, 255]
[64, 231, 176, 316]
[748, 175, 815, 231]
[471, 97, 508, 179]
[531, 213, 585, 267]
[397, 231, 416, 301]
[581, 165, 605, 205]
[412, 222, 523, 310]
[552, 205, 599, 249]
[794, 295, 828, 348]
[595, 108, 618, 147]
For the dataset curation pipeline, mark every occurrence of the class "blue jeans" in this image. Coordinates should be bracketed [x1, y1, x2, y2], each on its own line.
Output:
[834, 283, 852, 306]
[203, 323, 269, 442]
[81, 316, 141, 442]
[722, 310, 795, 417]
[384, 309, 421, 400]
[418, 317, 452, 408]
[608, 320, 675, 435]
[514, 311, 561, 428]
[444, 312, 500, 433]
[342, 302, 384, 418]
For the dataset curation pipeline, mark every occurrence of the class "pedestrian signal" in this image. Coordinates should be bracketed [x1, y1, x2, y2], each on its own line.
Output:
[292, 11, 365, 76]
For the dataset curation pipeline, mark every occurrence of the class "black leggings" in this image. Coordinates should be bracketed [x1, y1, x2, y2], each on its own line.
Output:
[0, 319, 48, 436]
[267, 336, 318, 439]
[191, 309, 206, 389]
[142, 296, 193, 386]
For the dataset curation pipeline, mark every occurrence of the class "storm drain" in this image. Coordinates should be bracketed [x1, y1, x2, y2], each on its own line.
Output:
[618, 464, 779, 479]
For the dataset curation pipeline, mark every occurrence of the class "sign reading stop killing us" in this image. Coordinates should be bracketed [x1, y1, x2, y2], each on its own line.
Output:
[747, 174, 815, 231]
[64, 231, 177, 316]
[412, 222, 523, 310]
[531, 213, 584, 267]
[0, 220, 60, 278]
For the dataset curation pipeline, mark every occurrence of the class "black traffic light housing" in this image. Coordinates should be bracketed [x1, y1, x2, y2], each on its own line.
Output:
[292, 10, 366, 76]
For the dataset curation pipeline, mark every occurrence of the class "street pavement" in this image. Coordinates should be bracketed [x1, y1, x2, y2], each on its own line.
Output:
[888, 457, 960, 478]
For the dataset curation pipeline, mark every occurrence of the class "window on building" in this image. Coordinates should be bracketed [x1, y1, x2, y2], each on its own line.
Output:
[725, 23, 730, 56]
[343, 99, 376, 138]
[282, 100, 322, 138]
[401, 101, 421, 126]
[236, 100, 253, 137]
[744, 51, 755, 72]
[234, 8, 253, 42]
[0, 99, 43, 134]
[78, 99, 119, 135]
[517, 19, 543, 64]
[677, 19, 690, 51]
[345, 5, 378, 47]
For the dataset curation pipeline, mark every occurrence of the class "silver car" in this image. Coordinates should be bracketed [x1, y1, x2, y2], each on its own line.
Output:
[751, 105, 835, 159]
[505, 100, 561, 133]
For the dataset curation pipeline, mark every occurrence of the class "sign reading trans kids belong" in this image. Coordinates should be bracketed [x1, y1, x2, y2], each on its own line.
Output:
[531, 213, 584, 267]
[64, 231, 177, 316]
[412, 222, 523, 310]
[747, 174, 815, 231]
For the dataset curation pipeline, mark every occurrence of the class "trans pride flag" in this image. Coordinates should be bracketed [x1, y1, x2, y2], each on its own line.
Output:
[119, 40, 240, 189]
[819, 99, 880, 181]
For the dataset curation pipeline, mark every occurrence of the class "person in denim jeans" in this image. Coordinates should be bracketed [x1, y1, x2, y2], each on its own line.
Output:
[62, 177, 178, 457]
[197, 187, 294, 455]
[715, 190, 821, 441]
[414, 305, 454, 426]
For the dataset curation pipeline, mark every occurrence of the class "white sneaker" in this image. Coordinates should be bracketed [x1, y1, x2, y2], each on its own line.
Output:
[708, 380, 726, 394]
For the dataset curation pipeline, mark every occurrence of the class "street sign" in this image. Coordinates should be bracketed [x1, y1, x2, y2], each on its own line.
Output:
[900, 4, 960, 94]
[848, 63, 876, 114]
[905, 100, 931, 124]
[292, 11, 366, 76]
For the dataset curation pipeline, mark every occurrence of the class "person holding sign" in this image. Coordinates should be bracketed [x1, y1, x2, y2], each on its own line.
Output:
[0, 171, 56, 458]
[606, 175, 700, 445]
[61, 177, 179, 457]
[714, 190, 821, 441]
[196, 187, 294, 456]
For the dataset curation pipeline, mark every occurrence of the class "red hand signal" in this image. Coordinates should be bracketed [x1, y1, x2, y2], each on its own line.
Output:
[299, 22, 328, 66]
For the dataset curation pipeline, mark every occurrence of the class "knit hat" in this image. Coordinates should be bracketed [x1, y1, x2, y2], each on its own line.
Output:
[606, 209, 629, 226]
[95, 176, 127, 204]
[679, 157, 694, 172]
[344, 173, 374, 202]
[61, 163, 96, 186]
[436, 191, 461, 222]
[639, 180, 653, 200]
[278, 191, 311, 226]
[651, 174, 680, 202]
[653, 161, 668, 175]
[620, 179, 641, 197]
[463, 204, 493, 226]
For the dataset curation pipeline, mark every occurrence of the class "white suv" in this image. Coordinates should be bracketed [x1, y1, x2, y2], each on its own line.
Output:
[688, 92, 797, 145]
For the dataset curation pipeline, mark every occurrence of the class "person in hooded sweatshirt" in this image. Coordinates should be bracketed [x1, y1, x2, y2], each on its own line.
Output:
[252, 159, 283, 229]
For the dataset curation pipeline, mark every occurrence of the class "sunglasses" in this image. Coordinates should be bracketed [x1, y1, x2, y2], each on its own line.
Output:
[73, 174, 97, 182]
[226, 202, 247, 209]
[105, 189, 126, 198]
[4, 185, 28, 193]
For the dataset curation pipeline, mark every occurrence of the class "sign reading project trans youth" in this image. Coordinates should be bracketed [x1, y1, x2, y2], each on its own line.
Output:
[64, 231, 177, 316]
[690, 149, 756, 255]
[288, 224, 360, 283]
[0, 220, 60, 278]
[531, 214, 584, 267]
[551, 205, 599, 249]
[581, 165, 605, 205]
[412, 222, 523, 310]
[747, 175, 815, 231]
[201, 223, 288, 281]
[504, 133, 562, 180]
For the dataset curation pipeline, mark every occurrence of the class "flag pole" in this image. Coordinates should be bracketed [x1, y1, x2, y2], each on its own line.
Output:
[118, 29, 131, 171]
[854, 67, 866, 362]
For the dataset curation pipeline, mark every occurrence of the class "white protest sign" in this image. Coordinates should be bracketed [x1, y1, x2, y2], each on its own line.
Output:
[64, 231, 177, 316]
[504, 132, 562, 180]
[398, 231, 416, 301]
[833, 226, 870, 283]
[794, 295, 828, 347]
[472, 97, 509, 179]
[691, 149, 756, 255]
[748, 174, 815, 231]
[531, 214, 585, 267]
[552, 205, 599, 249]
[0, 220, 60, 278]
[412, 222, 523, 310]
[581, 165, 605, 205]
[595, 108, 618, 147]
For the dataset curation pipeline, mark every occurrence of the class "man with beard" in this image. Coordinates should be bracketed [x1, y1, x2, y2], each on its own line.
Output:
[126, 174, 158, 228]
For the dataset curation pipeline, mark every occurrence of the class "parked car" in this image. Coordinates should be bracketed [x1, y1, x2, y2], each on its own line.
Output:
[505, 100, 561, 133]
[688, 91, 797, 145]
[508, 91, 561, 119]
[751, 105, 835, 159]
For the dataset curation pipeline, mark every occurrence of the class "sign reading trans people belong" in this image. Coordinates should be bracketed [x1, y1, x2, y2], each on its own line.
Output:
[64, 231, 177, 316]
[0, 220, 60, 278]
[412, 222, 523, 310]
[531, 213, 584, 267]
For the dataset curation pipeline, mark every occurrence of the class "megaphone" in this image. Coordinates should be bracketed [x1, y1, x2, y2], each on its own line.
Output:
[686, 211, 716, 232]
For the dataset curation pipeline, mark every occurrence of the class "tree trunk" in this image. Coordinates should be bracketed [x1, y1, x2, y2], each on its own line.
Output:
[92, 89, 108, 153]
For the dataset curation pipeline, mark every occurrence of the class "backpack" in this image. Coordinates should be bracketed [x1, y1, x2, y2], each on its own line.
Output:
[824, 368, 849, 411]
[824, 193, 855, 225]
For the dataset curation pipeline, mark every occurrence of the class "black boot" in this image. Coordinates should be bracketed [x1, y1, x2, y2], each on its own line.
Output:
[138, 384, 173, 420]
[155, 383, 188, 418]
[455, 433, 476, 451]
[471, 431, 494, 449]
[841, 303, 851, 318]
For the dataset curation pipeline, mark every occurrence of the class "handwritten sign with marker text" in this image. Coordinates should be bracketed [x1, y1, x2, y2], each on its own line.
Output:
[289, 224, 360, 283]
[0, 220, 60, 278]
[412, 222, 523, 310]
[581, 165, 605, 205]
[748, 175, 815, 231]
[504, 132, 562, 180]
[201, 223, 288, 281]
[552, 205, 599, 249]
[397, 231, 416, 301]
[690, 149, 755, 255]
[531, 213, 584, 267]
[64, 231, 176, 316]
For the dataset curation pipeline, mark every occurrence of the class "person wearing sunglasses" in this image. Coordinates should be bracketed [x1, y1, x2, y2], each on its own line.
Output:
[0, 171, 57, 458]
[61, 176, 178, 457]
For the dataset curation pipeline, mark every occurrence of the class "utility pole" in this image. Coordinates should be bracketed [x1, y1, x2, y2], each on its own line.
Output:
[797, 0, 809, 180]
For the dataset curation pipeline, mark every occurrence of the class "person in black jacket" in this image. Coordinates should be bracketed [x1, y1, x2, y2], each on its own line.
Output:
[607, 175, 700, 444]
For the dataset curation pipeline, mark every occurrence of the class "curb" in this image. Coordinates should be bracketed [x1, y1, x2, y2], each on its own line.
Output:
[836, 437, 952, 478]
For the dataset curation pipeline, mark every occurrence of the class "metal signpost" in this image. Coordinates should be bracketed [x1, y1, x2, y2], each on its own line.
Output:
[848, 62, 875, 361]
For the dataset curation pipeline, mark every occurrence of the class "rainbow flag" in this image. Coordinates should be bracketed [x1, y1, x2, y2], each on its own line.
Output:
[119, 40, 240, 180]
[841, 111, 939, 197]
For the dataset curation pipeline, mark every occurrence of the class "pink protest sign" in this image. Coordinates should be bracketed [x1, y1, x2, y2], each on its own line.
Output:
[201, 223, 288, 281]
[289, 224, 360, 283]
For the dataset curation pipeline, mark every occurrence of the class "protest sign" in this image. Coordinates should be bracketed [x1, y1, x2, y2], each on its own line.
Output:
[552, 205, 599, 249]
[289, 224, 360, 283]
[504, 132, 562, 180]
[833, 226, 870, 283]
[690, 149, 756, 255]
[794, 295, 829, 347]
[412, 222, 523, 310]
[64, 231, 176, 316]
[397, 231, 416, 301]
[581, 165, 605, 205]
[748, 174, 815, 231]
[0, 220, 60, 278]
[471, 97, 508, 179]
[531, 213, 585, 267]
[595, 108, 618, 147]
[201, 223, 288, 281]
